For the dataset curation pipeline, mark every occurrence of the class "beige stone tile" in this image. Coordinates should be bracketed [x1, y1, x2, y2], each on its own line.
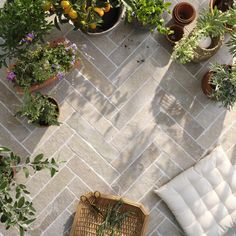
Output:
[112, 144, 161, 193]
[68, 177, 91, 198]
[31, 189, 75, 233]
[0, 102, 30, 142]
[147, 209, 165, 235]
[111, 78, 159, 129]
[67, 134, 119, 183]
[66, 91, 118, 141]
[124, 165, 163, 201]
[157, 219, 184, 236]
[109, 36, 159, 86]
[33, 167, 75, 214]
[67, 155, 114, 193]
[109, 29, 150, 66]
[67, 112, 119, 162]
[66, 71, 118, 120]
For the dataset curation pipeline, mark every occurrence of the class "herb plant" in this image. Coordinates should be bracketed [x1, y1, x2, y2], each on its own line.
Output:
[7, 40, 79, 89]
[209, 63, 236, 110]
[97, 199, 135, 236]
[126, 0, 171, 33]
[16, 92, 60, 126]
[0, 0, 53, 67]
[172, 8, 228, 64]
[0, 146, 59, 235]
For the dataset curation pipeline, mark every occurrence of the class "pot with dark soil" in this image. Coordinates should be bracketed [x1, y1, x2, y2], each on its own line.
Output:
[202, 64, 236, 110]
[16, 92, 60, 127]
[172, 2, 196, 25]
[166, 25, 184, 44]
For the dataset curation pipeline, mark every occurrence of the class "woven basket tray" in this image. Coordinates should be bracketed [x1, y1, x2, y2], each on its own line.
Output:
[69, 192, 149, 236]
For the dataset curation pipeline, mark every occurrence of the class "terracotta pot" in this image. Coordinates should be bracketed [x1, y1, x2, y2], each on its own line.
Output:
[209, 0, 233, 30]
[172, 2, 196, 25]
[11, 38, 81, 95]
[202, 70, 213, 97]
[166, 25, 184, 44]
[86, 5, 125, 36]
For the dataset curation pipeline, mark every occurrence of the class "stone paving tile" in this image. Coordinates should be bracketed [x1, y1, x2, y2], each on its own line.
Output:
[33, 167, 75, 214]
[157, 219, 184, 236]
[42, 210, 73, 236]
[67, 134, 119, 183]
[109, 29, 150, 66]
[0, 102, 30, 142]
[147, 209, 165, 235]
[110, 57, 159, 108]
[66, 71, 118, 120]
[67, 30, 117, 77]
[111, 78, 159, 129]
[67, 155, 114, 193]
[68, 177, 91, 198]
[108, 36, 159, 86]
[66, 91, 118, 141]
[67, 112, 119, 162]
[112, 143, 161, 194]
[31, 188, 75, 234]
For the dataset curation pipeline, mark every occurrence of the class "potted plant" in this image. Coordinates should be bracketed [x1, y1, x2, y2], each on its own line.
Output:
[172, 2, 196, 25]
[7, 38, 80, 93]
[50, 0, 125, 35]
[202, 63, 236, 110]
[166, 24, 184, 44]
[0, 146, 59, 235]
[16, 92, 60, 127]
[0, 0, 53, 67]
[125, 0, 172, 33]
[172, 8, 227, 64]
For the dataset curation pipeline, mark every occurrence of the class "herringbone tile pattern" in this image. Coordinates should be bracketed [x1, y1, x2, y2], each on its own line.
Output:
[1, 0, 236, 235]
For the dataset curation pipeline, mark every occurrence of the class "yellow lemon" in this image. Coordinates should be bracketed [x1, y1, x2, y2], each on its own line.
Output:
[68, 9, 78, 19]
[104, 3, 111, 13]
[43, 1, 52, 11]
[94, 7, 104, 17]
[64, 6, 71, 14]
[89, 23, 97, 29]
[61, 1, 70, 9]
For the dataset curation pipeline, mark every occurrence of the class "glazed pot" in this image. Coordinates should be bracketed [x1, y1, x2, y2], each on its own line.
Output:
[166, 25, 184, 44]
[86, 5, 125, 35]
[172, 2, 196, 25]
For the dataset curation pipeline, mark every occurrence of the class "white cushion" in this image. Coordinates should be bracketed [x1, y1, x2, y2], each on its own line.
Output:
[155, 146, 236, 236]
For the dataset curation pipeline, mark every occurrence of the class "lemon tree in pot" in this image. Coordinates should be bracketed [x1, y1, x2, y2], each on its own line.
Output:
[0, 146, 59, 235]
[202, 63, 236, 110]
[0, 0, 53, 68]
[50, 0, 125, 34]
[125, 0, 171, 33]
[16, 92, 60, 127]
[7, 39, 80, 93]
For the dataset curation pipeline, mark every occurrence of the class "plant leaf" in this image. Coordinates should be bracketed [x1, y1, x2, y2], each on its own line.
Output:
[18, 197, 25, 208]
[33, 154, 44, 163]
[0, 181, 8, 190]
[23, 167, 29, 178]
[20, 226, 25, 236]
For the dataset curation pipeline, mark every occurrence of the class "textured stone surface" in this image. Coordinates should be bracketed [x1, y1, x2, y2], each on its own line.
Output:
[1, 0, 236, 235]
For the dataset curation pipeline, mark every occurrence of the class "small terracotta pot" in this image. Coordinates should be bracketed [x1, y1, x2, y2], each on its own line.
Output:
[172, 2, 196, 25]
[166, 25, 184, 44]
[202, 70, 213, 97]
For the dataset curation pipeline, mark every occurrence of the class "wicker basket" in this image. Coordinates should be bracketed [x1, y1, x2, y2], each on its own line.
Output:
[69, 192, 149, 236]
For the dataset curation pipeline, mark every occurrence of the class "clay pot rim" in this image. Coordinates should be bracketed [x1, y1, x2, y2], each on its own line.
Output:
[166, 24, 184, 44]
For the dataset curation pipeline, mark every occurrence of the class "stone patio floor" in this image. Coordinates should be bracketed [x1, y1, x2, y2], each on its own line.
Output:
[1, 0, 236, 235]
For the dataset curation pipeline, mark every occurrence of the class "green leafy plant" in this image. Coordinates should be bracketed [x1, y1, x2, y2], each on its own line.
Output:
[125, 0, 171, 33]
[16, 92, 60, 126]
[97, 199, 135, 236]
[172, 8, 228, 64]
[7, 40, 80, 89]
[209, 63, 236, 109]
[0, 146, 59, 235]
[0, 0, 53, 67]
[49, 0, 124, 32]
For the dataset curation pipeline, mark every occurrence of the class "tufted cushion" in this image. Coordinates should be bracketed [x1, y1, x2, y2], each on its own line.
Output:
[155, 146, 236, 236]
